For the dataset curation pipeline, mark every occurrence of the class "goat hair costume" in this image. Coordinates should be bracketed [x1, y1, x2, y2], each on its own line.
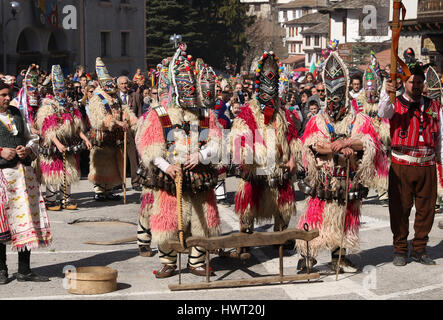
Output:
[35, 65, 84, 186]
[229, 51, 301, 231]
[136, 45, 222, 247]
[88, 58, 137, 188]
[296, 52, 388, 257]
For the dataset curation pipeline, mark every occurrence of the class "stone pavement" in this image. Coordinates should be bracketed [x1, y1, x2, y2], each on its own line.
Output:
[1, 177, 443, 300]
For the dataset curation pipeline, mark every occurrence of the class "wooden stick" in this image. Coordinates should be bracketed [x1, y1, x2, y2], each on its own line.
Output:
[336, 157, 351, 281]
[123, 131, 127, 204]
[63, 151, 67, 206]
[390, 0, 403, 103]
[175, 166, 184, 248]
[169, 273, 320, 291]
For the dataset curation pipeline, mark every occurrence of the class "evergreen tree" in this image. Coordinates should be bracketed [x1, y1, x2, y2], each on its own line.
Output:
[350, 36, 372, 67]
[146, 0, 254, 72]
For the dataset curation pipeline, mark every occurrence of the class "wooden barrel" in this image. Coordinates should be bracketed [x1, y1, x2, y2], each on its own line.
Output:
[65, 266, 118, 295]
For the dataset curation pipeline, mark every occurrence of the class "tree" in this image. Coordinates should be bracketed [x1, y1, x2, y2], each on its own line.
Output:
[146, 0, 254, 72]
[349, 36, 372, 67]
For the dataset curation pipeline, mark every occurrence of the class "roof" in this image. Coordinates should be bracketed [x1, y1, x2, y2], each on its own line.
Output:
[279, 0, 319, 9]
[357, 48, 391, 70]
[286, 12, 328, 25]
[300, 21, 329, 34]
[324, 0, 387, 12]
[281, 54, 305, 65]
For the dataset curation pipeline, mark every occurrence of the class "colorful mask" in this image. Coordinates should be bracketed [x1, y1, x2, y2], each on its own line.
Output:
[51, 65, 67, 107]
[169, 43, 197, 109]
[25, 64, 40, 108]
[157, 58, 170, 106]
[363, 52, 382, 104]
[255, 51, 281, 124]
[426, 66, 442, 103]
[279, 67, 289, 101]
[196, 58, 216, 109]
[96, 57, 117, 94]
[322, 52, 349, 122]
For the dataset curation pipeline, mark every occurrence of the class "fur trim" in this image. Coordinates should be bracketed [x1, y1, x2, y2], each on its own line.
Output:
[39, 154, 80, 186]
[296, 198, 361, 257]
[438, 163, 443, 197]
[88, 146, 124, 185]
[137, 108, 166, 169]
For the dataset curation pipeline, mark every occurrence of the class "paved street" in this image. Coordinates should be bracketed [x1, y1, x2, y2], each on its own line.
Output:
[2, 177, 443, 300]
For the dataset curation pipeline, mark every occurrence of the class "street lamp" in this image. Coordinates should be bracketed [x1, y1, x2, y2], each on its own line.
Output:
[169, 34, 182, 49]
[2, 0, 21, 73]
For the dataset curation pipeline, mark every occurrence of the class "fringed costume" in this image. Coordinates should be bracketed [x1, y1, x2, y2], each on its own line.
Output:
[229, 51, 301, 256]
[88, 58, 137, 200]
[35, 65, 90, 210]
[296, 52, 387, 273]
[136, 44, 222, 278]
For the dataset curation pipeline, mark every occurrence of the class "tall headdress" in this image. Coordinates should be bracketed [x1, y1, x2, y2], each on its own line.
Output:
[196, 58, 217, 109]
[96, 57, 116, 94]
[322, 51, 350, 122]
[278, 66, 289, 101]
[24, 64, 40, 108]
[426, 66, 442, 103]
[363, 52, 382, 104]
[255, 51, 281, 125]
[51, 65, 67, 107]
[169, 43, 197, 110]
[157, 58, 171, 107]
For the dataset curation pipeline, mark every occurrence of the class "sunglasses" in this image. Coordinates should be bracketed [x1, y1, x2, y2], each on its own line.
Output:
[88, 90, 94, 93]
[318, 89, 325, 92]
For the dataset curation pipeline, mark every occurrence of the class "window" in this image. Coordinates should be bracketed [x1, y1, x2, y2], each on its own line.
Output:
[296, 27, 298, 36]
[283, 10, 287, 21]
[299, 44, 301, 52]
[308, 53, 312, 62]
[305, 36, 311, 46]
[121, 32, 129, 57]
[101, 32, 111, 57]
[121, 0, 130, 3]
[254, 4, 260, 12]
[314, 35, 320, 46]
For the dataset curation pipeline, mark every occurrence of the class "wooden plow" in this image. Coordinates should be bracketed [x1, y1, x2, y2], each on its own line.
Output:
[166, 227, 320, 291]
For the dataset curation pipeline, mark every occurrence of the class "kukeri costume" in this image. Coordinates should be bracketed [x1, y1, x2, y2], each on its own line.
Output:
[35, 65, 90, 210]
[136, 44, 222, 278]
[296, 52, 388, 273]
[88, 58, 137, 201]
[229, 51, 301, 255]
[135, 58, 171, 257]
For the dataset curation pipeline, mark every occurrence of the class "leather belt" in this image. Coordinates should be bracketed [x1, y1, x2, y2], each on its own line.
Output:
[392, 150, 435, 164]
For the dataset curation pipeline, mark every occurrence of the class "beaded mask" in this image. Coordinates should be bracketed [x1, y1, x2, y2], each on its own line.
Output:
[323, 52, 350, 122]
[169, 43, 197, 110]
[196, 58, 216, 109]
[363, 53, 382, 104]
[255, 51, 281, 124]
[51, 65, 67, 107]
[25, 64, 40, 108]
[157, 58, 170, 106]
[96, 57, 117, 95]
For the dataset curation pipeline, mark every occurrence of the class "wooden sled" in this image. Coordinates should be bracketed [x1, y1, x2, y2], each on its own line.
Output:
[166, 228, 320, 291]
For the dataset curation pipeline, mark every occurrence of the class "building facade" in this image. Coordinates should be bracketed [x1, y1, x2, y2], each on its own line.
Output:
[1, 0, 145, 76]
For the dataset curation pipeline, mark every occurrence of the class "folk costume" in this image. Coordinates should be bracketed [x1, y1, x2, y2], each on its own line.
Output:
[35, 65, 91, 211]
[88, 58, 137, 201]
[379, 64, 442, 264]
[229, 51, 301, 255]
[136, 44, 222, 278]
[0, 87, 52, 282]
[135, 58, 171, 257]
[296, 52, 387, 273]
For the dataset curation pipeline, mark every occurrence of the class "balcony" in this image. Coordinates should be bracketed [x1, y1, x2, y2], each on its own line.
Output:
[418, 0, 443, 23]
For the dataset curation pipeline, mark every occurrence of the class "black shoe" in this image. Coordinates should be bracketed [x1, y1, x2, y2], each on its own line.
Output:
[393, 254, 407, 266]
[411, 253, 436, 265]
[16, 272, 50, 282]
[133, 185, 142, 192]
[0, 270, 9, 285]
[297, 256, 317, 273]
[94, 194, 106, 202]
[106, 193, 121, 201]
